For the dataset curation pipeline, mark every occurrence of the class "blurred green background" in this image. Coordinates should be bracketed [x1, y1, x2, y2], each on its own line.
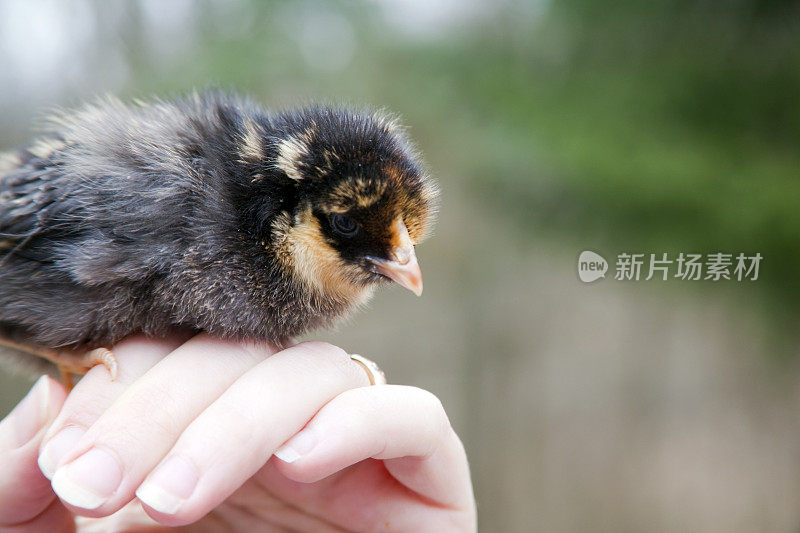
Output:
[1, 1, 800, 531]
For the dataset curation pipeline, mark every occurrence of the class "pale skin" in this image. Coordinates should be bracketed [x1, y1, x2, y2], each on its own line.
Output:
[0, 333, 476, 532]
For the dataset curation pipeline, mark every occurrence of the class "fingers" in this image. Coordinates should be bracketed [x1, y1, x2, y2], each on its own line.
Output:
[272, 385, 474, 509]
[33, 335, 468, 530]
[134, 341, 371, 526]
[47, 333, 277, 517]
[38, 333, 189, 479]
[0, 376, 70, 530]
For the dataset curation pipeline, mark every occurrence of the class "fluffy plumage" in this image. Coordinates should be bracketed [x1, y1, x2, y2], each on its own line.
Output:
[0, 91, 437, 375]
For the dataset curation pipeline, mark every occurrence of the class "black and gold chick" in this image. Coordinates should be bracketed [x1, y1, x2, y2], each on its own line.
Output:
[0, 91, 438, 381]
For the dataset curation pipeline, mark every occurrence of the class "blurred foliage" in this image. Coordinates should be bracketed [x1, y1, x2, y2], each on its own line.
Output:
[397, 0, 800, 321]
[415, 0, 800, 301]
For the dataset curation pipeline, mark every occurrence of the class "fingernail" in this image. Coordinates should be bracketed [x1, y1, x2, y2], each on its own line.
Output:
[274, 428, 317, 463]
[38, 426, 85, 479]
[8, 376, 50, 449]
[136, 455, 198, 515]
[52, 447, 122, 510]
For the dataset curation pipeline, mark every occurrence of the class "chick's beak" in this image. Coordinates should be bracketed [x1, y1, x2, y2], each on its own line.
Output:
[367, 248, 423, 296]
[366, 219, 424, 296]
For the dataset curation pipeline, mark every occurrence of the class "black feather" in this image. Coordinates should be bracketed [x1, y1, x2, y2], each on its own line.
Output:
[0, 91, 437, 357]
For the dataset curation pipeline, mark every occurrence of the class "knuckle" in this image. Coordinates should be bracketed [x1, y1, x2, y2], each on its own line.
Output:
[293, 341, 359, 386]
[99, 383, 183, 440]
[301, 341, 351, 370]
[411, 387, 450, 448]
[345, 387, 383, 419]
[415, 387, 446, 415]
[48, 389, 115, 435]
[127, 382, 179, 417]
[320, 388, 378, 436]
[297, 340, 347, 360]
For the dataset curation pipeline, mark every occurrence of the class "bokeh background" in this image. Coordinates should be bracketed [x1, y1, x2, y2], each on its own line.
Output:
[1, 1, 800, 531]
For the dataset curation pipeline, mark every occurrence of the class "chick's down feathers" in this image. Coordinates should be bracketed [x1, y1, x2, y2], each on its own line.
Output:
[0, 92, 438, 374]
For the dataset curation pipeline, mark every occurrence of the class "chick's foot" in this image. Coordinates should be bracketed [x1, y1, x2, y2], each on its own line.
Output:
[0, 337, 117, 389]
[55, 347, 118, 389]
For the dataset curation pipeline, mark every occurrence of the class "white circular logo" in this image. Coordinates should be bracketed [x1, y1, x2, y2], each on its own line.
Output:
[578, 251, 608, 283]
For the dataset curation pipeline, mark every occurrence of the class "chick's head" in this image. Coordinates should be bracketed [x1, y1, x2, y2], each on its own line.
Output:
[242, 107, 439, 302]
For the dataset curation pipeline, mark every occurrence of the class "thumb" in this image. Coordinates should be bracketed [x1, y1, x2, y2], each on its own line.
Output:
[0, 375, 71, 529]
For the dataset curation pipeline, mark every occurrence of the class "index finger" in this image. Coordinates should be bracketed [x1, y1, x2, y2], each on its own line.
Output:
[37, 332, 190, 479]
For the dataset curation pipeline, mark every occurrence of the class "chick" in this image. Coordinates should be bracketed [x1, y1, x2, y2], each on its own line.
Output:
[0, 91, 438, 383]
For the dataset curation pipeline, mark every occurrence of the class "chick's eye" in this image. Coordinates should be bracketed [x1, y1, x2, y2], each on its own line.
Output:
[330, 213, 359, 237]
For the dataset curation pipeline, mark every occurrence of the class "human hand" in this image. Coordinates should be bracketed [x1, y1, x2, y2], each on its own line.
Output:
[0, 333, 476, 532]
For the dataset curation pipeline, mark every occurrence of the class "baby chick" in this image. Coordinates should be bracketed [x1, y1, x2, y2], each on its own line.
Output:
[0, 91, 438, 382]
